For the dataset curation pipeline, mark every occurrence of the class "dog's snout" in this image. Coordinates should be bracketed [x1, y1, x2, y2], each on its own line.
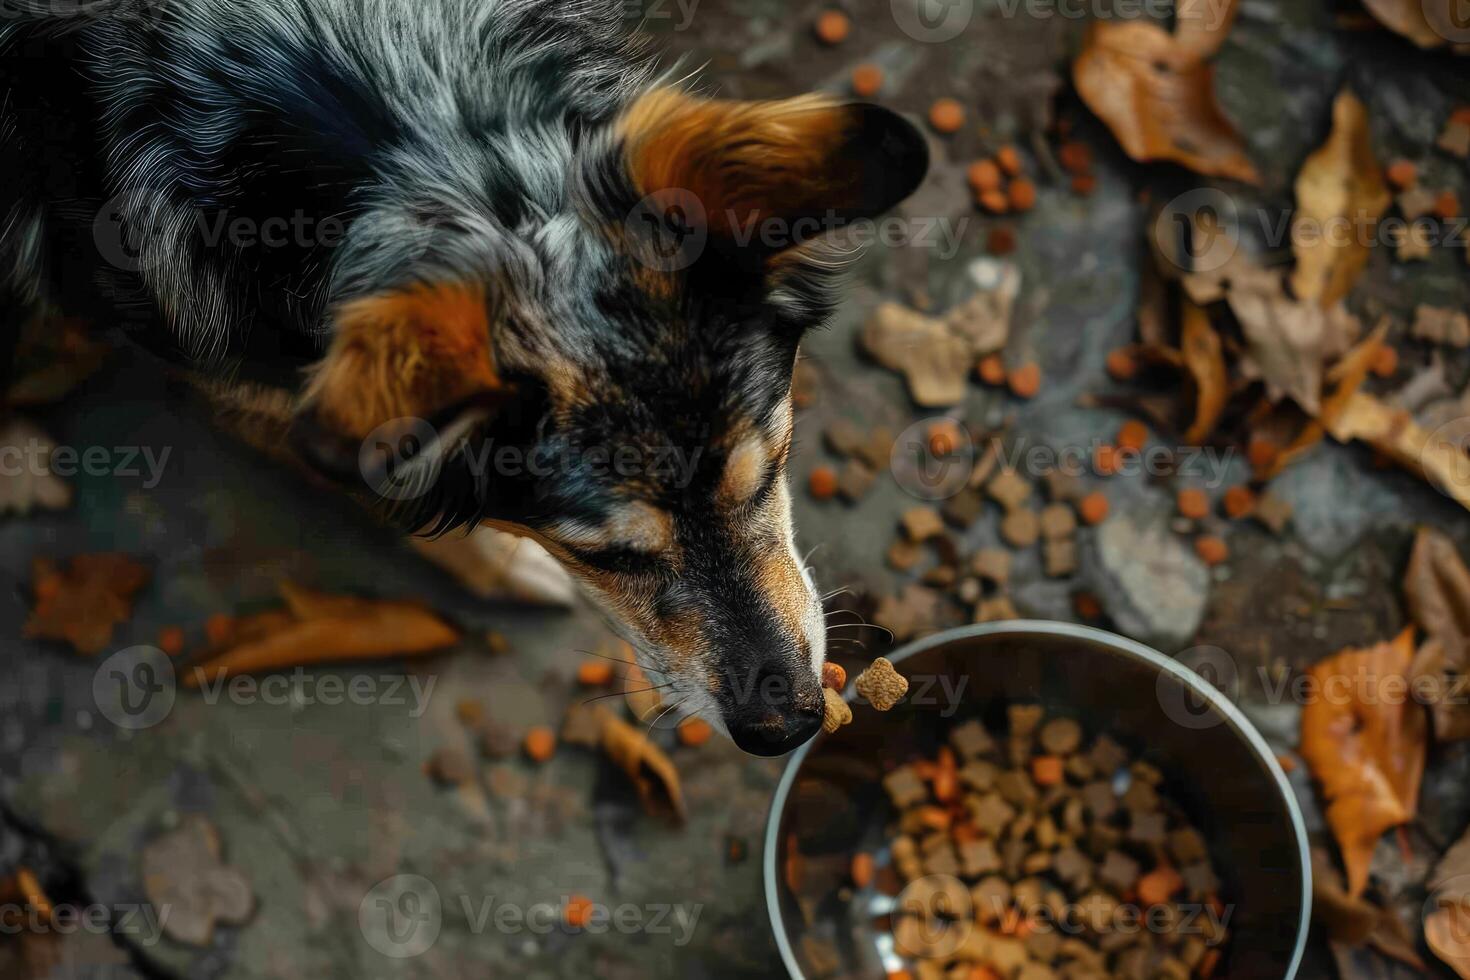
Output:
[725, 663, 823, 757]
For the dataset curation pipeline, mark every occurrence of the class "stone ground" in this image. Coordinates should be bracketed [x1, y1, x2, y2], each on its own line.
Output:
[2, 1, 1470, 978]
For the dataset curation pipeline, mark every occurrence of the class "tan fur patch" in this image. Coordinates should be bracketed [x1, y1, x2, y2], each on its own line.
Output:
[302, 282, 501, 438]
[753, 486, 812, 649]
[618, 88, 855, 236]
[718, 431, 769, 507]
[547, 501, 677, 556]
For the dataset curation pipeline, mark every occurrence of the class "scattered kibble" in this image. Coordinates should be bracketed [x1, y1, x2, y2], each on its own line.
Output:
[928, 98, 965, 134]
[1105, 348, 1137, 381]
[976, 353, 1007, 385]
[426, 747, 474, 786]
[564, 894, 595, 929]
[822, 686, 853, 733]
[927, 419, 962, 456]
[523, 726, 557, 763]
[1007, 177, 1036, 212]
[1007, 362, 1041, 399]
[809, 465, 839, 501]
[205, 613, 234, 647]
[978, 189, 1009, 214]
[1093, 444, 1122, 476]
[1222, 485, 1256, 519]
[814, 9, 850, 45]
[996, 145, 1023, 177]
[678, 718, 714, 747]
[1117, 419, 1148, 452]
[850, 63, 883, 98]
[1370, 343, 1398, 378]
[986, 225, 1016, 255]
[1195, 535, 1229, 566]
[1070, 173, 1098, 196]
[158, 625, 185, 656]
[1434, 189, 1462, 220]
[577, 661, 615, 686]
[1058, 140, 1093, 174]
[1177, 488, 1210, 520]
[1386, 159, 1418, 189]
[1079, 492, 1110, 525]
[1246, 436, 1279, 472]
[822, 661, 847, 691]
[1073, 591, 1103, 619]
[850, 852, 874, 888]
[967, 159, 1002, 193]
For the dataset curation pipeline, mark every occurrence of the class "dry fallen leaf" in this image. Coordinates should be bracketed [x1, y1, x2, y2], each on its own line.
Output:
[592, 704, 687, 823]
[1427, 906, 1470, 978]
[24, 554, 151, 656]
[182, 583, 459, 687]
[1403, 526, 1470, 741]
[861, 302, 973, 407]
[1312, 848, 1428, 970]
[1073, 3, 1259, 185]
[0, 419, 72, 517]
[1227, 269, 1361, 415]
[1180, 299, 1229, 443]
[1300, 627, 1426, 897]
[1326, 391, 1470, 513]
[1289, 90, 1392, 309]
[140, 815, 254, 947]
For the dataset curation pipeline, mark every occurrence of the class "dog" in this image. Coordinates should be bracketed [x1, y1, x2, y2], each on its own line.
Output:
[0, 0, 928, 755]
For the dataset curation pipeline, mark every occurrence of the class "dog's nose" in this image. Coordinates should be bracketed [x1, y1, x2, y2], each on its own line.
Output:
[725, 665, 824, 757]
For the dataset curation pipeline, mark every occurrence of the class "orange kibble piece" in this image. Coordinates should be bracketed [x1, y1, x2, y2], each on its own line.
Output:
[1138, 866, 1184, 907]
[523, 726, 556, 762]
[887, 972, 914, 980]
[1105, 348, 1137, 381]
[1007, 362, 1041, 398]
[1093, 444, 1122, 476]
[1371, 344, 1399, 378]
[1073, 591, 1103, 618]
[977, 353, 1007, 385]
[204, 613, 234, 647]
[968, 159, 1003, 193]
[1386, 159, 1418, 190]
[1031, 755, 1064, 785]
[1079, 492, 1110, 525]
[851, 852, 875, 888]
[928, 419, 962, 456]
[916, 805, 951, 831]
[1195, 535, 1229, 566]
[928, 98, 965, 134]
[822, 661, 847, 690]
[1070, 173, 1097, 196]
[157, 626, 185, 656]
[968, 969, 1003, 980]
[1435, 190, 1462, 220]
[1247, 436, 1279, 472]
[577, 660, 615, 687]
[814, 9, 850, 44]
[1222, 485, 1256, 519]
[851, 63, 883, 98]
[1008, 178, 1037, 212]
[1057, 140, 1093, 175]
[996, 145, 1023, 177]
[678, 718, 713, 747]
[809, 465, 839, 500]
[1117, 420, 1149, 452]
[987, 226, 1016, 255]
[564, 894, 594, 929]
[1177, 488, 1210, 520]
[978, 189, 1009, 214]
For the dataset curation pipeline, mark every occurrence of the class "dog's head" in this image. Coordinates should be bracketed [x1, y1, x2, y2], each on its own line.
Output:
[292, 89, 927, 755]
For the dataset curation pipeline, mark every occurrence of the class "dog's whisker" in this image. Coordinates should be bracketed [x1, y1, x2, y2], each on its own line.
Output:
[580, 682, 675, 706]
[572, 647, 637, 666]
[647, 695, 690, 733]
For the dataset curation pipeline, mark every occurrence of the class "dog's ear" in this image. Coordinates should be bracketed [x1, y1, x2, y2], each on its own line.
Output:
[290, 282, 510, 492]
[619, 89, 928, 253]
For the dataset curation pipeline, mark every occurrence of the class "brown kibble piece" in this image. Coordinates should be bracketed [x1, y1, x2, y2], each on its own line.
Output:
[928, 419, 963, 456]
[158, 626, 185, 656]
[1032, 755, 1064, 785]
[996, 145, 1023, 177]
[977, 353, 1007, 385]
[1071, 173, 1098, 196]
[1138, 865, 1184, 906]
[1176, 488, 1209, 519]
[1093, 444, 1122, 476]
[1117, 420, 1148, 452]
[1386, 159, 1417, 189]
[426, 747, 474, 786]
[968, 159, 1003, 193]
[837, 459, 877, 503]
[1222, 485, 1255, 519]
[1078, 492, 1109, 525]
[856, 657, 908, 710]
[978, 189, 1009, 214]
[1195, 535, 1229, 565]
[1007, 362, 1041, 398]
[851, 852, 874, 888]
[523, 726, 556, 762]
[902, 505, 945, 541]
[1043, 539, 1076, 577]
[1039, 502, 1076, 539]
[1073, 591, 1102, 618]
[1370, 344, 1398, 378]
[822, 686, 853, 733]
[678, 718, 713, 746]
[1105, 348, 1137, 380]
[1058, 141, 1092, 175]
[814, 9, 850, 44]
[929, 98, 965, 134]
[987, 226, 1017, 255]
[1039, 717, 1083, 755]
[1434, 190, 1461, 220]
[988, 468, 1032, 510]
[1008, 178, 1037, 212]
[851, 63, 883, 98]
[809, 465, 838, 500]
[1001, 508, 1041, 548]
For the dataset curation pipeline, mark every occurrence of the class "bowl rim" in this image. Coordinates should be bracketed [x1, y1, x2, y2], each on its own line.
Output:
[762, 619, 1312, 980]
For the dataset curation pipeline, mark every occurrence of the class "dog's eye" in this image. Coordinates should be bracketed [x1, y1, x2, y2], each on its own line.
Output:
[564, 545, 665, 576]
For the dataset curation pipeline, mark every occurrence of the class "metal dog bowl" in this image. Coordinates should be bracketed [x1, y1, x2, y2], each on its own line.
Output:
[764, 621, 1310, 979]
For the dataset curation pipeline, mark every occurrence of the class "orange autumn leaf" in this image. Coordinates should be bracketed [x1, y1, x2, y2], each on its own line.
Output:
[24, 554, 151, 655]
[1180, 300, 1229, 443]
[1300, 627, 1426, 897]
[1073, 4, 1259, 185]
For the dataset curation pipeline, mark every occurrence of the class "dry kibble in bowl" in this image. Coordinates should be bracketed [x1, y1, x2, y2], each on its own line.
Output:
[864, 706, 1230, 977]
